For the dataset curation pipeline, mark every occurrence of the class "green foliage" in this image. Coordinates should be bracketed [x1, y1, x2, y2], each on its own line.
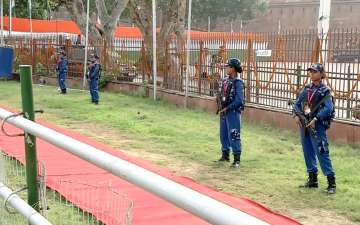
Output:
[98, 71, 115, 90]
[3, 0, 61, 19]
[12, 57, 21, 73]
[35, 62, 48, 76]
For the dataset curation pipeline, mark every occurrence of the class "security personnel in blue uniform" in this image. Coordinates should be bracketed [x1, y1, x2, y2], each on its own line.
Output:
[293, 63, 336, 194]
[56, 51, 68, 94]
[88, 54, 101, 104]
[216, 58, 245, 168]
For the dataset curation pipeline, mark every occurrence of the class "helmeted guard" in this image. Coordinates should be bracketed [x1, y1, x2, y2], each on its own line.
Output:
[88, 54, 101, 104]
[56, 51, 68, 94]
[216, 58, 245, 168]
[293, 63, 336, 194]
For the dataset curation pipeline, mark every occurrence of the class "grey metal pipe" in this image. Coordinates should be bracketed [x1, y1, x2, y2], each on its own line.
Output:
[0, 182, 53, 225]
[0, 108, 269, 225]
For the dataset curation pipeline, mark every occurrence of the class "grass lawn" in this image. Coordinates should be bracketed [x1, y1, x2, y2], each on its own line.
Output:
[0, 80, 359, 225]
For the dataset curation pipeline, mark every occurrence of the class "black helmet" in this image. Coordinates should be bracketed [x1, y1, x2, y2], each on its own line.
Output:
[225, 58, 242, 73]
[90, 54, 99, 60]
[58, 50, 66, 56]
[306, 63, 324, 73]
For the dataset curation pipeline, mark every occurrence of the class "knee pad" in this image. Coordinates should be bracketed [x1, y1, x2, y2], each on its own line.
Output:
[231, 129, 240, 140]
[319, 140, 329, 154]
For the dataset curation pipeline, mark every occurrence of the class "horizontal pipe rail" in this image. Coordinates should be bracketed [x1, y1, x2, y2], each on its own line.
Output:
[0, 182, 53, 225]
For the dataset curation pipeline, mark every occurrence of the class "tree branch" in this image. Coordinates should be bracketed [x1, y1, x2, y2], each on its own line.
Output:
[95, 0, 110, 22]
[64, 0, 102, 43]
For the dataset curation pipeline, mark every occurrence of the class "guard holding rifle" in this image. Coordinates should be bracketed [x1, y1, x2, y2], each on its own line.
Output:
[56, 51, 68, 94]
[216, 58, 245, 168]
[87, 54, 101, 105]
[293, 63, 336, 194]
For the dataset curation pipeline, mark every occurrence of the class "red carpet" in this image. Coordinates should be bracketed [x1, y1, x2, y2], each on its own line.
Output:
[0, 109, 301, 225]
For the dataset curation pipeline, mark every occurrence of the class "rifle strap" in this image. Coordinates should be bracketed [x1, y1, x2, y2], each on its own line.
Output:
[309, 92, 331, 118]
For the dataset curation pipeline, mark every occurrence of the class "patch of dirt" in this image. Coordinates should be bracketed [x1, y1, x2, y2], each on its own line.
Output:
[284, 208, 358, 225]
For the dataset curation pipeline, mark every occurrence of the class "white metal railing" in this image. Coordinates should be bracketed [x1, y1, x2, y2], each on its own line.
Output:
[0, 182, 53, 225]
[0, 107, 269, 225]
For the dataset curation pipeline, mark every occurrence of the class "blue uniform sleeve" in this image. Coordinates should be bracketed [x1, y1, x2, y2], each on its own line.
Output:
[227, 80, 244, 111]
[316, 94, 333, 121]
[293, 88, 306, 114]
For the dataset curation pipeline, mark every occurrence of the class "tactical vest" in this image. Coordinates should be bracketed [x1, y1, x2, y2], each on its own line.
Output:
[218, 77, 244, 111]
[304, 83, 335, 128]
[58, 58, 68, 73]
[90, 63, 101, 80]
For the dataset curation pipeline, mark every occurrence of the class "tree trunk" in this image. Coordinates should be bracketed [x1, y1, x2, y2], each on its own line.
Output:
[65, 0, 129, 52]
[95, 0, 130, 44]
[65, 0, 102, 45]
[128, 0, 153, 80]
[129, 0, 186, 81]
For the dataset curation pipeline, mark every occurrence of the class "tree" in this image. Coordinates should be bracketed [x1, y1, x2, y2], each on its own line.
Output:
[127, 0, 186, 80]
[2, 0, 59, 19]
[63, 0, 129, 44]
[127, 0, 186, 47]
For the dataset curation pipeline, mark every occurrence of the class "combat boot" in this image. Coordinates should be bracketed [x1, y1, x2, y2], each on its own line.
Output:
[230, 154, 240, 168]
[299, 172, 318, 188]
[325, 175, 336, 194]
[217, 151, 230, 162]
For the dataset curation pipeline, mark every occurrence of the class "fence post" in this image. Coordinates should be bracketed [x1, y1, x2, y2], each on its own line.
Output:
[102, 39, 107, 71]
[46, 40, 50, 77]
[141, 41, 146, 85]
[255, 61, 259, 103]
[246, 39, 252, 103]
[32, 39, 37, 74]
[198, 41, 204, 95]
[180, 39, 185, 92]
[164, 39, 169, 88]
[313, 37, 321, 63]
[19, 65, 40, 212]
[65, 38, 71, 58]
[346, 65, 351, 119]
[296, 65, 301, 98]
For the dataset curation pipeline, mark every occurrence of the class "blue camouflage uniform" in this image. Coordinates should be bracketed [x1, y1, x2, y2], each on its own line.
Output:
[219, 76, 245, 161]
[56, 55, 68, 93]
[293, 82, 335, 177]
[88, 61, 101, 104]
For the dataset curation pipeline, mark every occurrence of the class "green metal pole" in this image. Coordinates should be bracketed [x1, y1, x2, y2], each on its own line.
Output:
[19, 65, 39, 212]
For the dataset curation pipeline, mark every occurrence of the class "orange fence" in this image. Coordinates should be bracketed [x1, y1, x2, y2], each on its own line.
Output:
[5, 29, 360, 122]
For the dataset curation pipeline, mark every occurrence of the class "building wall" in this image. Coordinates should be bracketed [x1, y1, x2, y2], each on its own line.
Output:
[243, 0, 360, 32]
